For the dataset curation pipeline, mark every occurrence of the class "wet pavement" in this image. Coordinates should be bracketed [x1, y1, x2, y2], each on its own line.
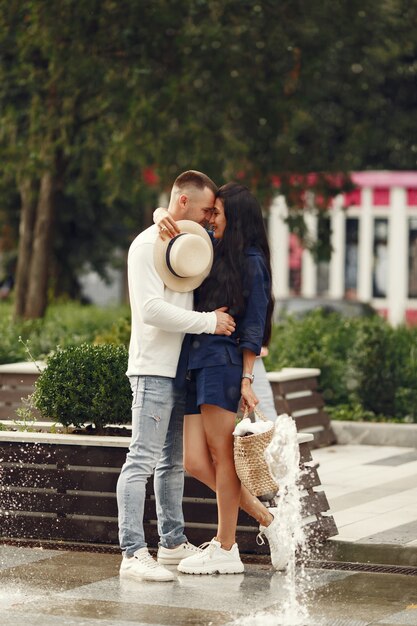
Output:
[1, 442, 417, 625]
[310, 443, 417, 575]
[1, 544, 416, 626]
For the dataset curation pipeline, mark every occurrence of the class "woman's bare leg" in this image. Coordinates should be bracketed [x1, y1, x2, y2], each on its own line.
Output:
[240, 486, 273, 527]
[184, 413, 273, 526]
[198, 404, 239, 548]
[183, 414, 214, 483]
[183, 413, 273, 527]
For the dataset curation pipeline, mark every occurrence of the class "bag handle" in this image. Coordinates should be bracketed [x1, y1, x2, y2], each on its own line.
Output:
[242, 406, 269, 423]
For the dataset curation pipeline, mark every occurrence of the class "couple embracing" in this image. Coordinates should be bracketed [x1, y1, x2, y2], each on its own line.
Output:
[117, 170, 283, 582]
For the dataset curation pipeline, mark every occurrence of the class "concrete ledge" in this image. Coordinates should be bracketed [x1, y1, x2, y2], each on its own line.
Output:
[266, 367, 321, 383]
[318, 538, 417, 567]
[0, 429, 131, 448]
[0, 361, 46, 373]
[0, 427, 314, 448]
[331, 420, 417, 448]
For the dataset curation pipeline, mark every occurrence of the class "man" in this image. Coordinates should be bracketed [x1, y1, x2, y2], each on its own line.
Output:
[117, 170, 235, 582]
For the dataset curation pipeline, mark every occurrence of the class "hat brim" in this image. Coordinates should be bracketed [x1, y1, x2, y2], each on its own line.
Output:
[154, 220, 213, 292]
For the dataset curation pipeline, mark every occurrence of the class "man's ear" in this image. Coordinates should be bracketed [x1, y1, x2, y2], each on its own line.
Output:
[179, 193, 188, 209]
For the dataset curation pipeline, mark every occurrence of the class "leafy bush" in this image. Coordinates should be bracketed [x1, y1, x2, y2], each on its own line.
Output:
[348, 318, 397, 416]
[266, 311, 417, 423]
[391, 326, 417, 421]
[33, 343, 131, 431]
[349, 319, 417, 421]
[94, 316, 131, 346]
[326, 403, 384, 422]
[266, 311, 361, 406]
[0, 308, 26, 364]
[0, 301, 129, 364]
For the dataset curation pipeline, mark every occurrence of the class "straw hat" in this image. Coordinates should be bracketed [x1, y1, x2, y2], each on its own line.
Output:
[154, 220, 213, 292]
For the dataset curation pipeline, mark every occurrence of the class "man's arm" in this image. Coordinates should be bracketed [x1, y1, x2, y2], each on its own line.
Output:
[129, 242, 234, 335]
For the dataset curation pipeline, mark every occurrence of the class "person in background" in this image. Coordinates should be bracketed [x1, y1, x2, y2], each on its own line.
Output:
[252, 346, 279, 422]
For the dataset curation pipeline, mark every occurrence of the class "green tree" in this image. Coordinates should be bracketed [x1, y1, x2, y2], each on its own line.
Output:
[1, 0, 416, 318]
[0, 1, 158, 317]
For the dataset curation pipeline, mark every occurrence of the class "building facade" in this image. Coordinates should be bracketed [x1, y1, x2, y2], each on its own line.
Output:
[269, 171, 417, 326]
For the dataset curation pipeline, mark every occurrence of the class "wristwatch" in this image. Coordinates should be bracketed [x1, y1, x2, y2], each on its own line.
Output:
[241, 373, 255, 383]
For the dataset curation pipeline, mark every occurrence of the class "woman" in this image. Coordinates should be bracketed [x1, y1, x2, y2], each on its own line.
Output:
[156, 183, 284, 574]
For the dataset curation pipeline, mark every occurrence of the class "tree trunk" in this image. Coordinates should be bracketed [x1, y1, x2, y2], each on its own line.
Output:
[24, 171, 56, 319]
[14, 179, 37, 319]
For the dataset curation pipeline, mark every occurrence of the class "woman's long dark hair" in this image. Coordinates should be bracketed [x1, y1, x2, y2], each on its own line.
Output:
[197, 182, 274, 345]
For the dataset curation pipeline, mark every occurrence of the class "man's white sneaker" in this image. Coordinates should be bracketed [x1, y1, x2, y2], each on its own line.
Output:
[257, 507, 290, 571]
[177, 539, 244, 575]
[157, 541, 202, 565]
[120, 547, 175, 581]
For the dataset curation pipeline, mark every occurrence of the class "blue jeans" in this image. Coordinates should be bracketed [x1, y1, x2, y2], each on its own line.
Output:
[253, 358, 278, 421]
[116, 375, 188, 556]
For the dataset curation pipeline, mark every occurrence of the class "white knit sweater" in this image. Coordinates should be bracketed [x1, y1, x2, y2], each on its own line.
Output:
[126, 225, 217, 378]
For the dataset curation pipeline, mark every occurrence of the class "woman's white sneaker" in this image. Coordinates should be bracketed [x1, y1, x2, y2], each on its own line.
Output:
[177, 539, 244, 575]
[257, 508, 290, 571]
[157, 542, 202, 565]
[120, 547, 175, 581]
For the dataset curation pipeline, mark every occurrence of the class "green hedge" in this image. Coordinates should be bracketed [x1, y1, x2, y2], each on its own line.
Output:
[266, 312, 417, 423]
[5, 301, 417, 425]
[0, 301, 129, 364]
[33, 343, 131, 431]
[266, 311, 361, 406]
[349, 321, 417, 420]
[93, 315, 131, 346]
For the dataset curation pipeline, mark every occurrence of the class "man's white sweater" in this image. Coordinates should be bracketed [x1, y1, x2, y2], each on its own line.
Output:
[126, 225, 217, 378]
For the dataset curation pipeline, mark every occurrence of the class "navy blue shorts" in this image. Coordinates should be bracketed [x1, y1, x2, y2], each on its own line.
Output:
[185, 364, 242, 414]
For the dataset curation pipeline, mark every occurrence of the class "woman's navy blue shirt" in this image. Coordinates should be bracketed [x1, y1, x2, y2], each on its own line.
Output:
[175, 246, 270, 386]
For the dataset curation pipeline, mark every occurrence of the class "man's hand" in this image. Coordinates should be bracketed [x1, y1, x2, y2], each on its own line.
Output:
[153, 207, 180, 241]
[214, 306, 236, 335]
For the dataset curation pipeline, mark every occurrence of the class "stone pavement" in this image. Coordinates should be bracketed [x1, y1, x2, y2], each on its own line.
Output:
[1, 440, 417, 625]
[1, 545, 417, 626]
[311, 442, 417, 567]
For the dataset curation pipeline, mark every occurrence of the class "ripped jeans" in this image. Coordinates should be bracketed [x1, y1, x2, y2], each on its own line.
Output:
[116, 375, 187, 556]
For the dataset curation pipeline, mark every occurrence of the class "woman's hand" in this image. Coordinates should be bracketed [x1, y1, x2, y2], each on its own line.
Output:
[153, 207, 180, 241]
[240, 379, 259, 413]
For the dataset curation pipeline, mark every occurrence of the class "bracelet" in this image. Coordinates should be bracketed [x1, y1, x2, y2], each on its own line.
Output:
[241, 373, 254, 383]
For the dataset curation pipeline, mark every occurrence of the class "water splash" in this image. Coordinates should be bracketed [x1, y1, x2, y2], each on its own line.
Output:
[0, 586, 37, 609]
[266, 413, 310, 625]
[233, 413, 313, 626]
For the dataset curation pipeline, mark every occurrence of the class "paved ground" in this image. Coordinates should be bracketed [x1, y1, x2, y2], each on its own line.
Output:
[311, 444, 417, 567]
[1, 545, 416, 626]
[1, 442, 417, 625]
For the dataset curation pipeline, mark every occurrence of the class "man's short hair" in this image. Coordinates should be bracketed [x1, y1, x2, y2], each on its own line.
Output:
[173, 170, 217, 196]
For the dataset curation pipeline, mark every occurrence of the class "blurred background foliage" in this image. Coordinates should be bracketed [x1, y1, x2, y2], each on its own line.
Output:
[0, 0, 416, 318]
[0, 301, 128, 364]
[3, 300, 416, 424]
[267, 312, 417, 423]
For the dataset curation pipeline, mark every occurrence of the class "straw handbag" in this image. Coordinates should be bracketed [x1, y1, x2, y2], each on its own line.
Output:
[233, 407, 279, 497]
